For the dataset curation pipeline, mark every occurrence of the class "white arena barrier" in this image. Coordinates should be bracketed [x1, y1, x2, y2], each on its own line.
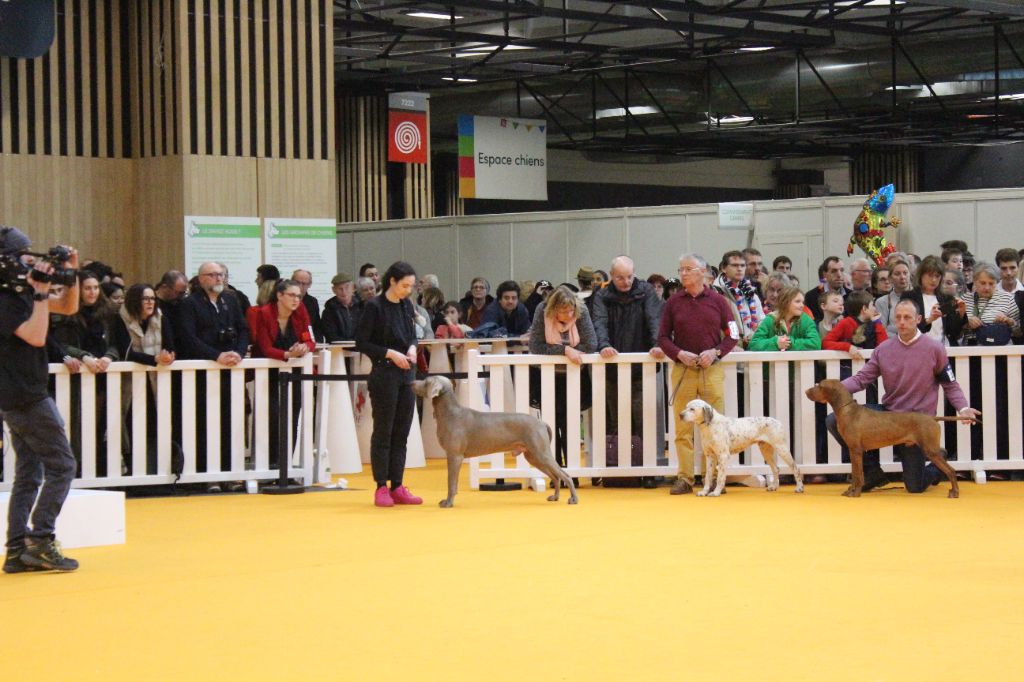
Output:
[465, 346, 1024, 489]
[0, 356, 315, 491]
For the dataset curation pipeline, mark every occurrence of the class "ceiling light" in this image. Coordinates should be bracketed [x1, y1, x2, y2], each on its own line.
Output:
[455, 44, 536, 57]
[884, 85, 923, 91]
[708, 114, 754, 125]
[442, 76, 477, 83]
[403, 11, 463, 20]
[739, 47, 774, 52]
[982, 93, 1024, 101]
[835, 1, 905, 6]
[594, 106, 659, 120]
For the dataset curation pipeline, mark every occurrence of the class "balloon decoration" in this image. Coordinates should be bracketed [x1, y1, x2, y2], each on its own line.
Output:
[849, 183, 900, 267]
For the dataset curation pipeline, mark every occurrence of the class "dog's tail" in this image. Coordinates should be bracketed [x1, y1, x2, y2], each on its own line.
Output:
[934, 415, 982, 424]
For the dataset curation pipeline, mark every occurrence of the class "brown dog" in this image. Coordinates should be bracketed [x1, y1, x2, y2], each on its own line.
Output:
[805, 379, 960, 498]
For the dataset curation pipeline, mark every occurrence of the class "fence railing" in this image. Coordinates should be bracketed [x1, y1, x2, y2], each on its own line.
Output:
[0, 356, 315, 491]
[4, 345, 1022, 492]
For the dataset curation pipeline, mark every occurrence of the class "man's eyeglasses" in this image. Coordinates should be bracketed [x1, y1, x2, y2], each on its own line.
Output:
[678, 266, 701, 274]
[201, 272, 225, 279]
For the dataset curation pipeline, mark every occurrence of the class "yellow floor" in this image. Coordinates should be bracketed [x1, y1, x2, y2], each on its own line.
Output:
[3, 461, 1024, 681]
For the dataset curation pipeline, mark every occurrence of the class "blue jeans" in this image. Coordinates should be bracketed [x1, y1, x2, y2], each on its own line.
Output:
[825, 404, 941, 493]
[3, 397, 76, 547]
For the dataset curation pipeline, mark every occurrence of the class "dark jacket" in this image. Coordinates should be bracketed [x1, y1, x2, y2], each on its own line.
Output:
[177, 291, 250, 360]
[322, 297, 361, 342]
[48, 304, 119, 361]
[302, 293, 323, 342]
[590, 278, 663, 355]
[805, 285, 850, 322]
[480, 300, 531, 335]
[900, 290, 964, 346]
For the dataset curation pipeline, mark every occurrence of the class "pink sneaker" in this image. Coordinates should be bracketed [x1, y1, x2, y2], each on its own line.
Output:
[389, 485, 423, 505]
[374, 486, 395, 507]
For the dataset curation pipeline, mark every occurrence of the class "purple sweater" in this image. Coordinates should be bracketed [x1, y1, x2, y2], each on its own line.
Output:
[842, 332, 968, 415]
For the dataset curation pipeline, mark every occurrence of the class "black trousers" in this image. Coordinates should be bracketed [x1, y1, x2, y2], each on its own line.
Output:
[826, 404, 940, 493]
[368, 364, 416, 488]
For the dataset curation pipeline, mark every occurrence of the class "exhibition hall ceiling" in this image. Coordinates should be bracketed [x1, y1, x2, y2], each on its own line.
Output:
[334, 1, 1024, 157]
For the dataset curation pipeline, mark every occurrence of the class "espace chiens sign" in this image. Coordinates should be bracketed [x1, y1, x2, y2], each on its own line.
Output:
[458, 115, 547, 200]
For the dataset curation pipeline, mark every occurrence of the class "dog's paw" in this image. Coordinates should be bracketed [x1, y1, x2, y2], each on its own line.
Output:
[842, 486, 862, 497]
[568, 497, 578, 505]
[706, 490, 721, 497]
[438, 499, 453, 508]
[767, 482, 779, 492]
[546, 494, 559, 502]
[948, 488, 959, 499]
[794, 484, 805, 493]
[696, 489, 708, 497]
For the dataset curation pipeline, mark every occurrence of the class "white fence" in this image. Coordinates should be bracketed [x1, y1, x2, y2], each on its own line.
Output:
[465, 346, 1024, 488]
[3, 345, 1022, 492]
[0, 356, 315, 491]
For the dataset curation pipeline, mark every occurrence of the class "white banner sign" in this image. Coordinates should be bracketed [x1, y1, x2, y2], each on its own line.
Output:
[183, 216, 262, 303]
[458, 115, 547, 200]
[718, 202, 754, 230]
[262, 218, 338, 305]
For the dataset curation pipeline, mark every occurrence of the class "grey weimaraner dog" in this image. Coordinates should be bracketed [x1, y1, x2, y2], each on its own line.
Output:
[412, 376, 578, 507]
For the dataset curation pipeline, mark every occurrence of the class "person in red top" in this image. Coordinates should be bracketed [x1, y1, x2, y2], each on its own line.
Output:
[822, 290, 887, 358]
[657, 253, 739, 495]
[248, 279, 316, 360]
[247, 279, 315, 473]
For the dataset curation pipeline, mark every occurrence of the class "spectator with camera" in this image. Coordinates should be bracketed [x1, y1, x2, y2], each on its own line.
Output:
[0, 226, 82, 573]
[178, 262, 250, 487]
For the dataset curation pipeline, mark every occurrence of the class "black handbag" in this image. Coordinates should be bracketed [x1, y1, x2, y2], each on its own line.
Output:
[977, 323, 1012, 346]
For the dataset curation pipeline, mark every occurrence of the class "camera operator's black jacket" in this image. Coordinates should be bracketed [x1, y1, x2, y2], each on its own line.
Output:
[177, 292, 250, 360]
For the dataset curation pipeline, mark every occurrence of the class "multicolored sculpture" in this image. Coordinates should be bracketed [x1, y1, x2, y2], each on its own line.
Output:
[849, 184, 900, 267]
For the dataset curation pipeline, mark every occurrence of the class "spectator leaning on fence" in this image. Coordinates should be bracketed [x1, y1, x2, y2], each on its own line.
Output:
[528, 285, 597, 474]
[748, 286, 821, 352]
[657, 253, 739, 496]
[714, 250, 764, 347]
[591, 256, 666, 488]
[960, 261, 1019, 346]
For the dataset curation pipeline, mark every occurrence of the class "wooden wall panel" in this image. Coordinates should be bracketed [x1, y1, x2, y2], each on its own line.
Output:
[337, 95, 387, 223]
[182, 154, 258, 215]
[257, 157, 336, 218]
[0, 153, 135, 277]
[135, 155, 185, 281]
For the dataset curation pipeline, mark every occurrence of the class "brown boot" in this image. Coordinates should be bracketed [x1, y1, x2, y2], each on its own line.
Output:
[669, 478, 693, 495]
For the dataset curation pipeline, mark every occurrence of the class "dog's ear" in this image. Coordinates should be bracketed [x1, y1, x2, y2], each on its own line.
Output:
[702, 405, 714, 425]
[427, 378, 446, 399]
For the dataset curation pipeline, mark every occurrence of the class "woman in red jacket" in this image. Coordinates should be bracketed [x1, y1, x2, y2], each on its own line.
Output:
[248, 279, 316, 359]
[247, 279, 315, 473]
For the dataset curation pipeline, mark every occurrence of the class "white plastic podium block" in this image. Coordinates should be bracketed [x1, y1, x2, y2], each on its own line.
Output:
[0, 489, 126, 549]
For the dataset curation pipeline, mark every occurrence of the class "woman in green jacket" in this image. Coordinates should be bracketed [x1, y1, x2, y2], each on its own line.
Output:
[748, 286, 821, 351]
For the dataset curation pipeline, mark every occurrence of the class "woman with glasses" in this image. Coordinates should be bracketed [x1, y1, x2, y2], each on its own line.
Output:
[113, 284, 178, 474]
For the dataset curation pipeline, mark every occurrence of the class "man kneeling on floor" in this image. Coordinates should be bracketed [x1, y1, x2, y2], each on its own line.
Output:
[826, 299, 980, 492]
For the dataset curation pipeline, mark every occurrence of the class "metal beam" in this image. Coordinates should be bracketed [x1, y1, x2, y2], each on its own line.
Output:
[915, 1, 1024, 17]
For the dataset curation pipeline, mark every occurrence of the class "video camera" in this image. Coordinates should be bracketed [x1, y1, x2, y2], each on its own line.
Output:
[0, 245, 79, 294]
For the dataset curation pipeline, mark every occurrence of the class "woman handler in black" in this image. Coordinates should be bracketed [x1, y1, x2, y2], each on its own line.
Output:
[355, 261, 423, 507]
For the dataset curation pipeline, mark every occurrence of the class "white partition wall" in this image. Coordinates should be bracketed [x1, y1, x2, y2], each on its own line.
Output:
[337, 187, 1024, 292]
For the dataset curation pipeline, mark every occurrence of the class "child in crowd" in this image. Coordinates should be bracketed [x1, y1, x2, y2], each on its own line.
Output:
[822, 290, 888, 358]
[816, 290, 844, 338]
[434, 301, 473, 339]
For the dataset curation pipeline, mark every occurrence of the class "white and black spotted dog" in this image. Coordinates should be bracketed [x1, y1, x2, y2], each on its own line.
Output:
[681, 399, 804, 497]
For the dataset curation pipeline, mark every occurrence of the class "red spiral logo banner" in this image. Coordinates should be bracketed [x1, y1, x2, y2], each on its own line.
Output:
[388, 111, 428, 164]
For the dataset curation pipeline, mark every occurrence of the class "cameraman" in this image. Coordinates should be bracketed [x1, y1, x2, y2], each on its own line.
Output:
[0, 227, 80, 573]
[178, 262, 250, 484]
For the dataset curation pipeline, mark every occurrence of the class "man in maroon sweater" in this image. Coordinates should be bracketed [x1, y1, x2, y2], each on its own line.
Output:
[827, 299, 980, 492]
[658, 253, 739, 494]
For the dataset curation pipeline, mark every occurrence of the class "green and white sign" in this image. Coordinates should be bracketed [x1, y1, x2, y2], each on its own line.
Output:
[263, 218, 338, 305]
[184, 216, 262, 302]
